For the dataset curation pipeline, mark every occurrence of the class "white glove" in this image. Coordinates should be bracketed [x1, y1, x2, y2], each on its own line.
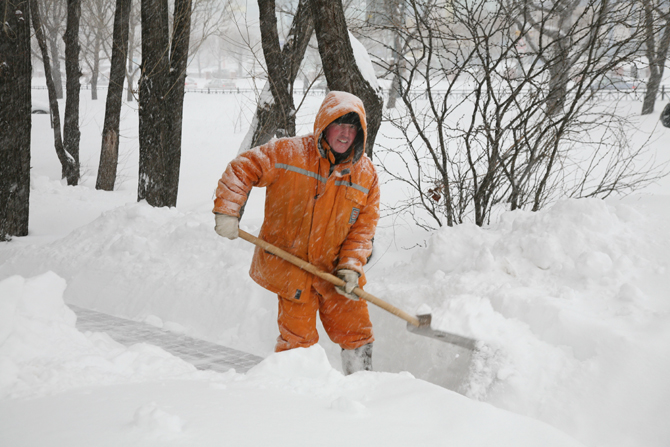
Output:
[335, 269, 360, 300]
[214, 213, 239, 240]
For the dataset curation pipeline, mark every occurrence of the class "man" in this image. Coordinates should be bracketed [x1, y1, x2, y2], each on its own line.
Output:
[213, 91, 380, 375]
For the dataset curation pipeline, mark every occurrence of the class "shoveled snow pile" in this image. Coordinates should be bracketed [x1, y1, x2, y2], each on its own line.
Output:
[369, 196, 670, 447]
[0, 199, 278, 357]
[0, 271, 584, 447]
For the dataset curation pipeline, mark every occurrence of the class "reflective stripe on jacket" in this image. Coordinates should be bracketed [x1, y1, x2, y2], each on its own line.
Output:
[213, 91, 380, 302]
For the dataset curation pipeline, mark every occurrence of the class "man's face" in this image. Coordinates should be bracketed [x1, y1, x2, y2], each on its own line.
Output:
[324, 122, 358, 154]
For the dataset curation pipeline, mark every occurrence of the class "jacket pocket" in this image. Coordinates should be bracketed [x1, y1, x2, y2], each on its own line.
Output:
[250, 247, 310, 302]
[345, 184, 367, 207]
[342, 185, 368, 229]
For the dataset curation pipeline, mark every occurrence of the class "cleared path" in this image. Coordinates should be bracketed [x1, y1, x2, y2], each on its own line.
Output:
[71, 305, 263, 373]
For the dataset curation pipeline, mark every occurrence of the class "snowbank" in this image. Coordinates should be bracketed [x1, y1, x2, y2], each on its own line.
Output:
[0, 272, 202, 399]
[368, 197, 670, 447]
[0, 199, 277, 356]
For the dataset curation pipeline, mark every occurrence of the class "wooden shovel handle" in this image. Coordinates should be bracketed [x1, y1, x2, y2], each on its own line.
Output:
[238, 229, 421, 327]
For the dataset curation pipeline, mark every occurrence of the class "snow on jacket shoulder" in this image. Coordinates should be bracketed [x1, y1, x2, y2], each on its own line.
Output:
[213, 91, 380, 302]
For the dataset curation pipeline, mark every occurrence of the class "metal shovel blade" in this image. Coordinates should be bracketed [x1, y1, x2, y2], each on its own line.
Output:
[406, 314, 477, 351]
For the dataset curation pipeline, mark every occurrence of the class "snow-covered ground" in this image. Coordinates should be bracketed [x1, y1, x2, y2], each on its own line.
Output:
[1, 84, 669, 446]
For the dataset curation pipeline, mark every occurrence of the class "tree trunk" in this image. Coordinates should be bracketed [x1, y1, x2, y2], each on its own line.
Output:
[30, 0, 70, 180]
[544, 5, 578, 118]
[641, 1, 670, 115]
[139, 0, 171, 206]
[63, 0, 82, 185]
[165, 0, 192, 200]
[48, 34, 64, 99]
[257, 0, 296, 136]
[386, 0, 404, 109]
[138, 0, 191, 207]
[642, 66, 665, 115]
[387, 55, 401, 109]
[516, 0, 581, 118]
[90, 34, 101, 100]
[96, 0, 131, 191]
[545, 49, 570, 117]
[239, 0, 313, 153]
[126, 8, 138, 102]
[310, 0, 383, 159]
[0, 0, 32, 240]
[40, 0, 66, 99]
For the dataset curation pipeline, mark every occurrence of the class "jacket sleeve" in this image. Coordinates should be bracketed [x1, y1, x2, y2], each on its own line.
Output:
[213, 142, 280, 217]
[336, 172, 380, 276]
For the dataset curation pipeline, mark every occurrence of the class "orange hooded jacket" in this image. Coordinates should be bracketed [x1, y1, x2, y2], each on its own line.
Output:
[213, 91, 380, 303]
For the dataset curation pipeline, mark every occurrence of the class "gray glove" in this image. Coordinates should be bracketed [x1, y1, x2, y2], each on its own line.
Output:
[214, 213, 239, 240]
[335, 269, 360, 300]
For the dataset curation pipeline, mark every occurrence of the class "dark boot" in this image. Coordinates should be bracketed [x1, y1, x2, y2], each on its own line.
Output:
[341, 343, 373, 375]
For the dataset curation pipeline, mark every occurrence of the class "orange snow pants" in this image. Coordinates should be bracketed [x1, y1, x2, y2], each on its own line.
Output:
[275, 285, 374, 352]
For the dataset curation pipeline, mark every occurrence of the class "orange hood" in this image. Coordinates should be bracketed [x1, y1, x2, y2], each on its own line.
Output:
[313, 91, 367, 164]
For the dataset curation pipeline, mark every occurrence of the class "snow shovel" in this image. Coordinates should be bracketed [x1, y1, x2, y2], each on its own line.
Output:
[238, 229, 477, 351]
